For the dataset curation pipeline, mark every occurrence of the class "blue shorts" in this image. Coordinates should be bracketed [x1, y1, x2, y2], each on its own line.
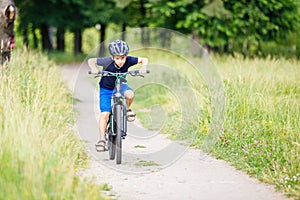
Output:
[99, 84, 132, 112]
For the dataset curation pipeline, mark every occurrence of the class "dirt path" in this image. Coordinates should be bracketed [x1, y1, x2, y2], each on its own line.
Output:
[61, 63, 289, 200]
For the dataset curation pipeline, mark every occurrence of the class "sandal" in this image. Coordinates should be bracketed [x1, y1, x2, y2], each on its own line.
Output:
[95, 140, 107, 152]
[127, 109, 136, 122]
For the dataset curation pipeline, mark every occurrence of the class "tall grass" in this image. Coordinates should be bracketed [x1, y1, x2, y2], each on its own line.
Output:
[213, 55, 300, 198]
[0, 49, 102, 199]
[131, 49, 209, 139]
[131, 50, 300, 199]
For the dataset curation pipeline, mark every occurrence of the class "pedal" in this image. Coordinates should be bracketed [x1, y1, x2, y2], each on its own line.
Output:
[122, 131, 127, 139]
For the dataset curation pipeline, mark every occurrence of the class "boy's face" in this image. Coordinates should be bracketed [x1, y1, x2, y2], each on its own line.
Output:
[113, 55, 127, 68]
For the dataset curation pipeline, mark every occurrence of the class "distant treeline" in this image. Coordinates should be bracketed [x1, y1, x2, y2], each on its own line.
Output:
[14, 0, 300, 57]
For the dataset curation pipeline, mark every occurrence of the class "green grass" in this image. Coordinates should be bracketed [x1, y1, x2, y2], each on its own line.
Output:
[101, 183, 112, 191]
[47, 51, 87, 64]
[130, 49, 209, 139]
[0, 49, 103, 200]
[130, 50, 300, 199]
[135, 160, 160, 167]
[212, 55, 300, 198]
[134, 145, 146, 148]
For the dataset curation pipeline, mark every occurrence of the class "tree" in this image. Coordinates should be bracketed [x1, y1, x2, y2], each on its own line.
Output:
[117, 0, 152, 45]
[15, 0, 88, 53]
[83, 0, 119, 56]
[177, 0, 300, 55]
[146, 0, 199, 47]
[146, 0, 299, 55]
[0, 0, 16, 65]
[222, 0, 300, 55]
[175, 0, 233, 52]
[15, 0, 56, 51]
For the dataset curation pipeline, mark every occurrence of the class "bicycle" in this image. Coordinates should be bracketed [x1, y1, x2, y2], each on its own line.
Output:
[89, 69, 150, 164]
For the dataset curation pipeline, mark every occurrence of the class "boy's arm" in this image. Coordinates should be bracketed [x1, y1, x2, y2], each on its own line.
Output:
[138, 57, 148, 66]
[88, 58, 99, 74]
[137, 57, 148, 73]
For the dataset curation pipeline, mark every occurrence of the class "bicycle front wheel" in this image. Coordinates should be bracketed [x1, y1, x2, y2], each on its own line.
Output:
[107, 115, 116, 160]
[115, 104, 123, 164]
[108, 134, 116, 160]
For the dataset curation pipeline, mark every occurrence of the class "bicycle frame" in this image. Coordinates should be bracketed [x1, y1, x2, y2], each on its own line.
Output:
[110, 75, 128, 137]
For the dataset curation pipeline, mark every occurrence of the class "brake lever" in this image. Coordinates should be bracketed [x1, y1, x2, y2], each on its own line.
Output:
[102, 71, 110, 76]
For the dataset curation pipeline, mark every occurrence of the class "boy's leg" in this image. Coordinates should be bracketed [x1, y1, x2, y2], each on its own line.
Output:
[99, 112, 110, 140]
[121, 83, 134, 108]
[124, 90, 134, 108]
[95, 112, 109, 152]
[99, 87, 113, 137]
[122, 84, 136, 122]
[96, 87, 113, 152]
[124, 90, 136, 122]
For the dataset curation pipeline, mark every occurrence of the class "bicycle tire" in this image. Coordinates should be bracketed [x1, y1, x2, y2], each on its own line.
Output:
[115, 104, 123, 164]
[107, 115, 116, 160]
[108, 134, 116, 160]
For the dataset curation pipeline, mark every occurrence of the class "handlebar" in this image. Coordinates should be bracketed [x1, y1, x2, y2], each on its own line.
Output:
[88, 70, 150, 77]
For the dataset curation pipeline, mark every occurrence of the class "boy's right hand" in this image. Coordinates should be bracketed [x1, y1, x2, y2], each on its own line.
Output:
[88, 58, 99, 74]
[91, 68, 99, 74]
[139, 65, 148, 74]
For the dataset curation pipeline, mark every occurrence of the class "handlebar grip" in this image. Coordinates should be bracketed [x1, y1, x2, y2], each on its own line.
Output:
[146, 70, 150, 73]
[88, 71, 103, 75]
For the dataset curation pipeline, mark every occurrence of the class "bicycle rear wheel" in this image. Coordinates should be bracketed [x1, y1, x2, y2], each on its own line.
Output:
[115, 104, 123, 164]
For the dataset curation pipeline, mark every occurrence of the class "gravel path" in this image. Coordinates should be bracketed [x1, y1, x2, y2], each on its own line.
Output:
[61, 63, 289, 200]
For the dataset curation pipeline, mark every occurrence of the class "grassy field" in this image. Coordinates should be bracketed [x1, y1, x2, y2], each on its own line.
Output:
[130, 50, 300, 199]
[0, 49, 103, 200]
[213, 55, 300, 199]
[5, 48, 298, 199]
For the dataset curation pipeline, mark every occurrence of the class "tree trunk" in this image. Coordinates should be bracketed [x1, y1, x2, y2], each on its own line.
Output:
[56, 27, 65, 52]
[22, 26, 28, 48]
[191, 29, 201, 56]
[122, 23, 126, 41]
[32, 27, 38, 49]
[139, 0, 149, 45]
[40, 24, 53, 51]
[160, 29, 171, 48]
[0, 1, 16, 65]
[74, 29, 82, 55]
[99, 24, 106, 57]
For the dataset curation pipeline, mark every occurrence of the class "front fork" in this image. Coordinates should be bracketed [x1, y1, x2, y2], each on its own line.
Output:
[110, 94, 127, 136]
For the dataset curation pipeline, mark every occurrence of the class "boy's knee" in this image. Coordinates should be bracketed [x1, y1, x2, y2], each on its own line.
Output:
[125, 90, 134, 99]
[100, 112, 110, 120]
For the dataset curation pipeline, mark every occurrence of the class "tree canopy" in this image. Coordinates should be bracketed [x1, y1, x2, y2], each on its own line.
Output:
[12, 0, 300, 57]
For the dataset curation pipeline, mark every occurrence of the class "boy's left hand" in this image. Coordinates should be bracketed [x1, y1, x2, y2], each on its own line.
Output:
[139, 65, 147, 74]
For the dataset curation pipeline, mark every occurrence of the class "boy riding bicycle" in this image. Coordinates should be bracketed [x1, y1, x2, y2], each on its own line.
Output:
[88, 40, 148, 152]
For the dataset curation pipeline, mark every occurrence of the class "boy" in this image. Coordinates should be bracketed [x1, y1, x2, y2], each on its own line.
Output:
[88, 40, 148, 152]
